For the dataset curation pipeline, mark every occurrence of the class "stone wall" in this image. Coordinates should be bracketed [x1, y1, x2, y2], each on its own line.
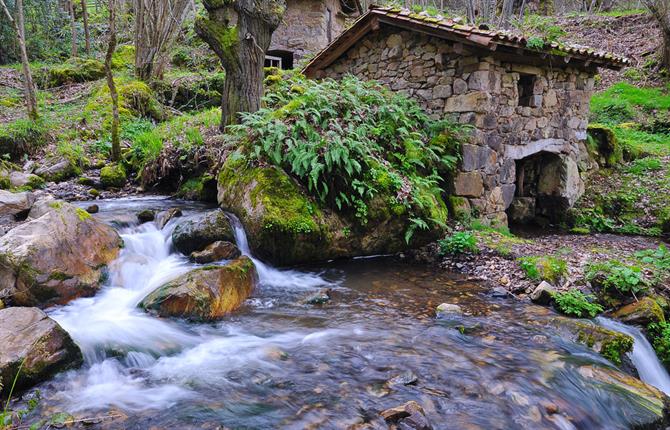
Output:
[271, 0, 348, 62]
[320, 27, 596, 225]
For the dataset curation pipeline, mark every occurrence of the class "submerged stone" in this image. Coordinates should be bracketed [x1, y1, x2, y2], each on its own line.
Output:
[139, 256, 257, 321]
[436, 303, 463, 315]
[137, 209, 156, 224]
[380, 400, 432, 430]
[0, 307, 82, 395]
[301, 288, 332, 305]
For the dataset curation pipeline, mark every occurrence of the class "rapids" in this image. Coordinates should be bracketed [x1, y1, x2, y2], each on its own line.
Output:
[18, 197, 670, 429]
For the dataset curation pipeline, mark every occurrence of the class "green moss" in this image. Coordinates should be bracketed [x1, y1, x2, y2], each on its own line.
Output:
[100, 164, 127, 188]
[569, 320, 634, 365]
[89, 189, 100, 197]
[587, 124, 623, 167]
[175, 174, 217, 201]
[75, 207, 92, 221]
[36, 58, 105, 88]
[448, 196, 471, 221]
[111, 45, 136, 70]
[518, 255, 568, 283]
[601, 334, 634, 365]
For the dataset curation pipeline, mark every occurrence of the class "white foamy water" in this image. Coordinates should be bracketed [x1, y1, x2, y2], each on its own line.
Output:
[47, 209, 335, 412]
[598, 317, 670, 395]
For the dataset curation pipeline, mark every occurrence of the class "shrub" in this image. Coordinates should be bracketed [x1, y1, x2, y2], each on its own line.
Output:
[438, 231, 478, 255]
[635, 245, 670, 274]
[598, 191, 636, 217]
[553, 289, 604, 318]
[0, 118, 50, 160]
[586, 260, 649, 296]
[518, 255, 568, 283]
[648, 321, 670, 366]
[228, 73, 466, 241]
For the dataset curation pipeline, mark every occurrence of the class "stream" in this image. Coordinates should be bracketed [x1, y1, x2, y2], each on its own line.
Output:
[21, 197, 670, 429]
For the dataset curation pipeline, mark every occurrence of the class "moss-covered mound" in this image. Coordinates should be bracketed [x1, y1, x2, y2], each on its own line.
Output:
[35, 58, 105, 89]
[218, 74, 462, 265]
[100, 163, 127, 188]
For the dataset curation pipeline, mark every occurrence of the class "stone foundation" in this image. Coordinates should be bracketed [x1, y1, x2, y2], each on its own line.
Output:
[319, 26, 596, 224]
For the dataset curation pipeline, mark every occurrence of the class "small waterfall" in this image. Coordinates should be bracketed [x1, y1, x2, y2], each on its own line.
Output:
[227, 213, 332, 290]
[597, 317, 670, 395]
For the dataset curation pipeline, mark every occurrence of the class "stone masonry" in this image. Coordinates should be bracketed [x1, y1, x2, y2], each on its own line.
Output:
[270, 0, 354, 63]
[317, 26, 597, 225]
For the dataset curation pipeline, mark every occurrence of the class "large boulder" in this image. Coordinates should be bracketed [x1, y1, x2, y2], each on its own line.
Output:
[217, 158, 447, 266]
[172, 210, 235, 255]
[139, 256, 257, 321]
[0, 190, 35, 217]
[0, 201, 122, 307]
[0, 307, 82, 395]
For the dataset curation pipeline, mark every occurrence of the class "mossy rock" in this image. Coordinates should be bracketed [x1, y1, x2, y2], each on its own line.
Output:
[217, 157, 447, 266]
[152, 72, 225, 111]
[111, 45, 136, 70]
[448, 196, 471, 221]
[587, 124, 623, 168]
[175, 174, 218, 202]
[34, 156, 80, 183]
[552, 317, 633, 365]
[36, 58, 105, 89]
[100, 164, 127, 189]
[611, 297, 665, 326]
[138, 257, 257, 321]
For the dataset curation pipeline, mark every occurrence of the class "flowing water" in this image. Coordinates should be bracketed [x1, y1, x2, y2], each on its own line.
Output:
[597, 317, 670, 395]
[20, 197, 670, 429]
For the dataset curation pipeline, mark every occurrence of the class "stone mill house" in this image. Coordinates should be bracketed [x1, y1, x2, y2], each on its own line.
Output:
[266, 0, 362, 69]
[303, 6, 628, 226]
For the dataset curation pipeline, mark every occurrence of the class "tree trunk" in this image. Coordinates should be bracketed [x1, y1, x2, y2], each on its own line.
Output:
[81, 0, 91, 54]
[68, 0, 78, 57]
[105, 0, 121, 161]
[0, 0, 38, 120]
[134, 0, 192, 81]
[644, 0, 670, 70]
[195, 0, 286, 129]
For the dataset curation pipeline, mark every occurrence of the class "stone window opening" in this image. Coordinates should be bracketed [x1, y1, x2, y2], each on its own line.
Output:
[265, 50, 295, 70]
[517, 73, 536, 107]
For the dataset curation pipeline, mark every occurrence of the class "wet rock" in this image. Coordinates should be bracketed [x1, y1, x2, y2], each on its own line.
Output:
[34, 157, 78, 183]
[387, 370, 418, 387]
[380, 401, 432, 430]
[491, 286, 509, 298]
[86, 204, 99, 214]
[190, 241, 241, 263]
[552, 318, 633, 365]
[610, 297, 665, 326]
[530, 281, 556, 305]
[77, 176, 96, 186]
[0, 190, 35, 218]
[0, 307, 82, 395]
[172, 210, 235, 255]
[301, 288, 332, 305]
[137, 209, 155, 224]
[155, 207, 182, 229]
[577, 365, 670, 428]
[0, 201, 122, 307]
[436, 303, 462, 315]
[139, 256, 257, 321]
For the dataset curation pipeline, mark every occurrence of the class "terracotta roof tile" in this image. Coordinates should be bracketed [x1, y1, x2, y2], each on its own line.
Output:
[303, 6, 629, 76]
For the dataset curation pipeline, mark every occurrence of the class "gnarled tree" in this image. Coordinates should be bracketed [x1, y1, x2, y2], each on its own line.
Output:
[644, 0, 670, 70]
[195, 0, 285, 129]
[134, 0, 192, 81]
